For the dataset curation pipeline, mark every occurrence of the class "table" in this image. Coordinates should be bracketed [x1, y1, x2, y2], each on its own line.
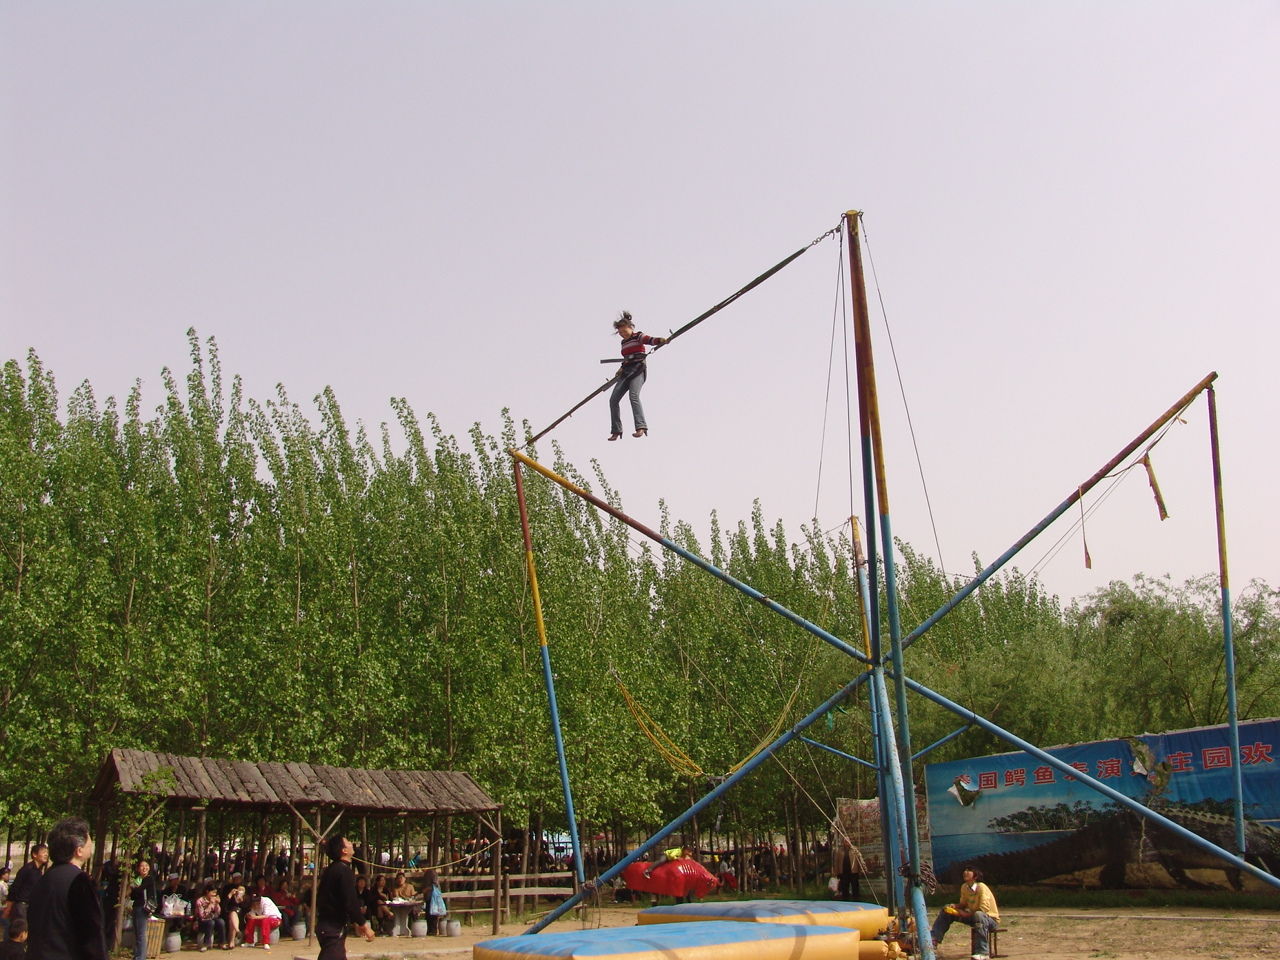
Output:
[387, 899, 423, 936]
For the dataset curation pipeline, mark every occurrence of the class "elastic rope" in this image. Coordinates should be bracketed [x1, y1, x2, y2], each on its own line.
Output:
[521, 224, 840, 449]
[861, 216, 948, 581]
[814, 228, 847, 521]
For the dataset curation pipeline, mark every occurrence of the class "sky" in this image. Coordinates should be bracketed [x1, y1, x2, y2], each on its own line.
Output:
[3, 1, 1278, 608]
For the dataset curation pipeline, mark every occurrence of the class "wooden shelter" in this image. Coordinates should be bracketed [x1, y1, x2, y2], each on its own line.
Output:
[89, 748, 505, 933]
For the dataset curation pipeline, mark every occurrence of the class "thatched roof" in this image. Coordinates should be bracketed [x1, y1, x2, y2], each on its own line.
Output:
[90, 748, 500, 816]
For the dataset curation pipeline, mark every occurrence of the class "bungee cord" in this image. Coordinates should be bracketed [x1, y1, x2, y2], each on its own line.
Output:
[519, 224, 841, 450]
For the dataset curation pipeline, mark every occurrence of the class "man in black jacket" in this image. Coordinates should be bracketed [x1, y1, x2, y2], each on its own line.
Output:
[26, 818, 107, 960]
[7, 843, 49, 922]
[314, 836, 373, 960]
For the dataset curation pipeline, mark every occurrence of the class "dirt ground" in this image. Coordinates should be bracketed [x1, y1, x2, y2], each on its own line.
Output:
[244, 904, 1280, 960]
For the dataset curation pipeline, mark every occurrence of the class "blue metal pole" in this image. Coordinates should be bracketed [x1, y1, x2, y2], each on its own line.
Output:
[801, 735, 879, 770]
[539, 644, 584, 886]
[871, 669, 913, 927]
[878, 516, 932, 954]
[849, 517, 899, 913]
[525, 673, 874, 933]
[903, 372, 1218, 651]
[846, 211, 932, 956]
[845, 213, 902, 922]
[510, 449, 869, 665]
[911, 724, 973, 764]
[513, 461, 585, 886]
[901, 673, 1280, 891]
[1207, 386, 1246, 854]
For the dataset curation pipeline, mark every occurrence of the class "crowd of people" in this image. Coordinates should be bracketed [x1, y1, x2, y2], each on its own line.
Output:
[1, 826, 458, 959]
[123, 864, 307, 953]
[0, 821, 457, 960]
[4, 820, 1003, 960]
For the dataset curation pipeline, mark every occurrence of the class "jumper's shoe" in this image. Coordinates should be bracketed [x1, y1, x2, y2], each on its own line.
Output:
[633, 428, 647, 438]
[608, 433, 622, 441]
[971, 954, 990, 960]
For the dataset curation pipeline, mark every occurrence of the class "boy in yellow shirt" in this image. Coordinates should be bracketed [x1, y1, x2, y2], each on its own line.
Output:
[929, 866, 999, 960]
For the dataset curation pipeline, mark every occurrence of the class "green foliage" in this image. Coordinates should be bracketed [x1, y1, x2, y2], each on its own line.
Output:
[2, 338, 1277, 848]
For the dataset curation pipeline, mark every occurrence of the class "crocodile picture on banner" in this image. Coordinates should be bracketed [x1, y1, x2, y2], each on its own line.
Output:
[924, 718, 1280, 890]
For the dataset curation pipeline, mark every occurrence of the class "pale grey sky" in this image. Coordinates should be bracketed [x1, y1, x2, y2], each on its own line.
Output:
[3, 1, 1277, 606]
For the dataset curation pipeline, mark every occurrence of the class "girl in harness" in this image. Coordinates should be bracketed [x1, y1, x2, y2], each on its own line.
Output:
[608, 311, 666, 440]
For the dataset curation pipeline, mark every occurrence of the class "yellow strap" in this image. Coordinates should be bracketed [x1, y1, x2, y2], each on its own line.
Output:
[615, 677, 704, 777]
[614, 673, 804, 778]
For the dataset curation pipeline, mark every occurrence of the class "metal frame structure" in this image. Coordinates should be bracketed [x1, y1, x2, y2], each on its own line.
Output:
[509, 211, 1276, 955]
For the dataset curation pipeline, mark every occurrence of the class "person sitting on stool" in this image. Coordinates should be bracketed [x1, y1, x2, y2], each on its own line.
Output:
[929, 866, 999, 960]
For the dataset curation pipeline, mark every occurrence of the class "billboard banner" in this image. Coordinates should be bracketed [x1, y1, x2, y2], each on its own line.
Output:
[923, 718, 1280, 890]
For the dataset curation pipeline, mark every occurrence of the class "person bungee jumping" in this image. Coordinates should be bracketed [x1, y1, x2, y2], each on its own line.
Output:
[608, 311, 666, 440]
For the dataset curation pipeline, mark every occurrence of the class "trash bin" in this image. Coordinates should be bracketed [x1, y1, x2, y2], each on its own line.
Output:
[145, 918, 166, 959]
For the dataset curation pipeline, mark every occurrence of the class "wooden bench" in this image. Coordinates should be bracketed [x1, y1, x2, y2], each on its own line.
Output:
[436, 874, 576, 924]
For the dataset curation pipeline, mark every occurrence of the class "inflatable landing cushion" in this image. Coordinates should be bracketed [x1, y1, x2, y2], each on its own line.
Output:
[637, 899, 890, 939]
[474, 920, 859, 960]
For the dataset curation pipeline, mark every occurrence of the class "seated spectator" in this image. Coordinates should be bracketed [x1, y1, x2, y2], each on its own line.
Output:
[193, 884, 225, 952]
[243, 894, 281, 950]
[270, 878, 299, 929]
[393, 872, 419, 922]
[930, 866, 1000, 960]
[354, 876, 373, 925]
[294, 881, 312, 930]
[220, 885, 245, 948]
[369, 876, 393, 935]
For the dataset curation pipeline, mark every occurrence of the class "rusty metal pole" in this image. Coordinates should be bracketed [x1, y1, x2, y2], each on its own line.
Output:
[845, 210, 931, 954]
[1207, 385, 1246, 854]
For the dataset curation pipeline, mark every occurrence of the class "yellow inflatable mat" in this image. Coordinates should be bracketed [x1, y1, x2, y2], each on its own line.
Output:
[474, 920, 859, 960]
[637, 899, 890, 940]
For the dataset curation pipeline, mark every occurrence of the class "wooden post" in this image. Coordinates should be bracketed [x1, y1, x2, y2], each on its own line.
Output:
[92, 802, 110, 880]
[297, 815, 305, 880]
[195, 810, 207, 883]
[307, 809, 323, 948]
[490, 811, 503, 934]
[442, 817, 452, 875]
[360, 817, 369, 877]
[256, 812, 271, 880]
[175, 807, 187, 881]
[216, 810, 227, 882]
[515, 808, 529, 920]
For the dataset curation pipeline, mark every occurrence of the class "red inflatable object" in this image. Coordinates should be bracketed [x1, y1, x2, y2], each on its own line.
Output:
[621, 859, 720, 900]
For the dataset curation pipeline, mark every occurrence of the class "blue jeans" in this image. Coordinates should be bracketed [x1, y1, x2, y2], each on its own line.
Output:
[931, 908, 995, 954]
[609, 366, 647, 434]
[133, 908, 151, 960]
[199, 916, 226, 948]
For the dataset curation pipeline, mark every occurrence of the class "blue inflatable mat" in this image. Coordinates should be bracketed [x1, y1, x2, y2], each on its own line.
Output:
[474, 919, 859, 960]
[637, 899, 889, 938]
